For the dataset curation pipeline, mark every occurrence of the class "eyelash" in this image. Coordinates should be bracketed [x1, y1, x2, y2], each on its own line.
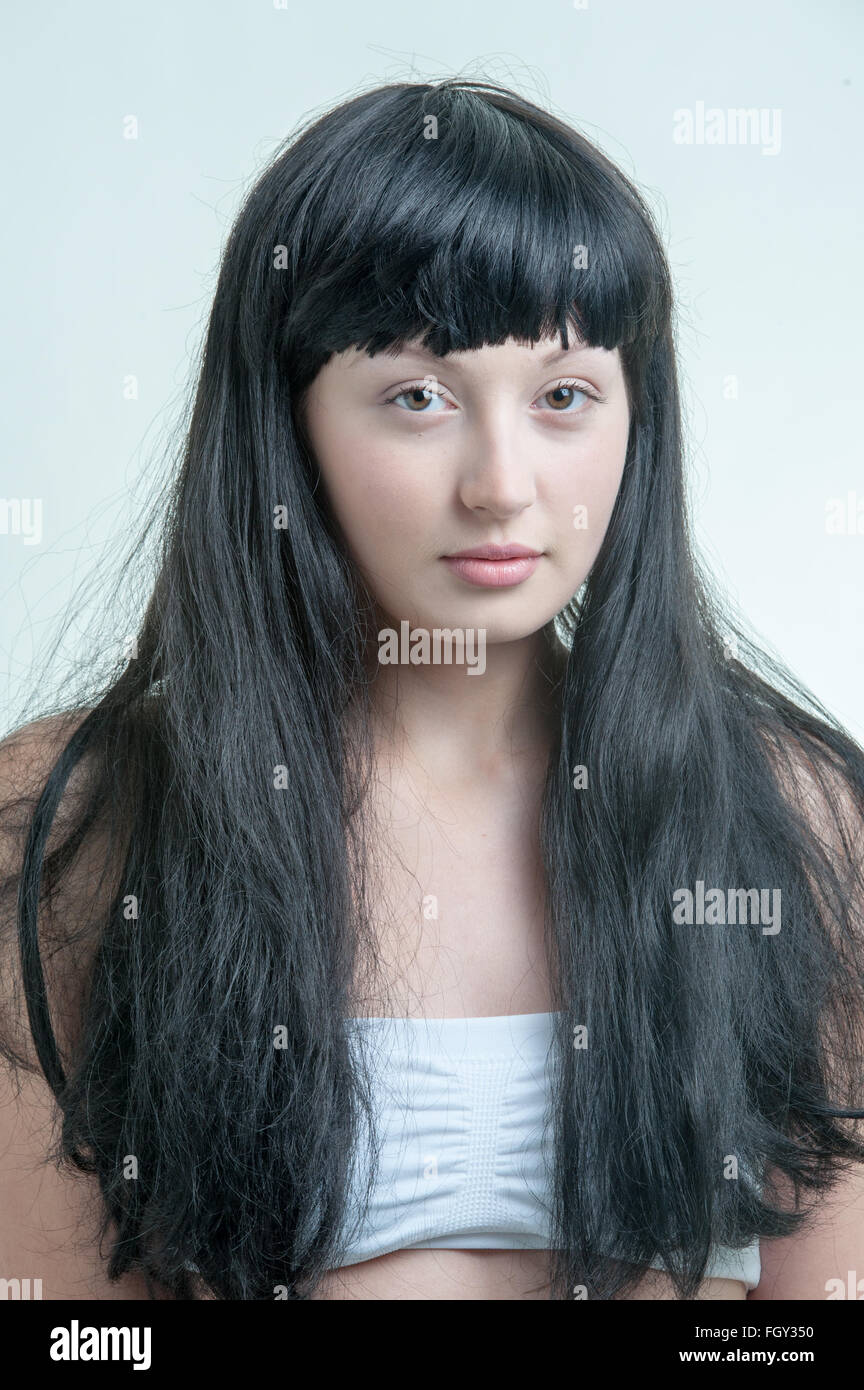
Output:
[382, 377, 604, 415]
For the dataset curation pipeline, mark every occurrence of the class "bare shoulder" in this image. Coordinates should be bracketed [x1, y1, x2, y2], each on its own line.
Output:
[0, 710, 92, 831]
[0, 709, 110, 1068]
[0, 710, 164, 1299]
[762, 728, 864, 862]
[753, 729, 864, 1299]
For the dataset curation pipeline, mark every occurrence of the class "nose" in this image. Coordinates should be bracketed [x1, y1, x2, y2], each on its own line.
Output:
[456, 415, 537, 519]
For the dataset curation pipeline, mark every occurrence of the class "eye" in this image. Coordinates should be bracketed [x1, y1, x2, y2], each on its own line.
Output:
[384, 380, 450, 413]
[382, 376, 604, 415]
[534, 379, 601, 414]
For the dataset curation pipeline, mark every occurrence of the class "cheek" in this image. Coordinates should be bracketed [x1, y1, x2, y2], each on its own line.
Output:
[318, 435, 432, 567]
[548, 419, 629, 561]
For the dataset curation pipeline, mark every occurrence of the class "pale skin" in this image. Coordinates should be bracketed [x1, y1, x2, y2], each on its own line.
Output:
[1, 337, 862, 1299]
[299, 332, 747, 1299]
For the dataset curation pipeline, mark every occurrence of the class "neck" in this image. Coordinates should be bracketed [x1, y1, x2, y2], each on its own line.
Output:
[364, 620, 566, 782]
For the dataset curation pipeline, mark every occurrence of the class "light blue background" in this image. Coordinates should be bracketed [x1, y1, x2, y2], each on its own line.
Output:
[2, 0, 862, 737]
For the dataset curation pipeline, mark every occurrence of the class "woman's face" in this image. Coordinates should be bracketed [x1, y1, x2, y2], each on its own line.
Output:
[300, 334, 631, 645]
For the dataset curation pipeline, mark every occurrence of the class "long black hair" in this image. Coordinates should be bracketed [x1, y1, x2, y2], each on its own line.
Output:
[2, 78, 863, 1300]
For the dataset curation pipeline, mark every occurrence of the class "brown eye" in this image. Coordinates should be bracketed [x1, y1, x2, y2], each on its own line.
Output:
[535, 380, 599, 415]
[386, 383, 448, 413]
[545, 385, 579, 410]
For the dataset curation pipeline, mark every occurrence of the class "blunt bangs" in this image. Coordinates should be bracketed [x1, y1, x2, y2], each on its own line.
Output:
[277, 82, 669, 384]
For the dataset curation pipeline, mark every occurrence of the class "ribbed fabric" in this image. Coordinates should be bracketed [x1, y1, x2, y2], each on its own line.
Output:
[336, 1011, 761, 1291]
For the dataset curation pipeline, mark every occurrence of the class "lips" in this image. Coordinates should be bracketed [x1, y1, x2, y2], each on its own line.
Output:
[441, 543, 543, 588]
[444, 543, 542, 560]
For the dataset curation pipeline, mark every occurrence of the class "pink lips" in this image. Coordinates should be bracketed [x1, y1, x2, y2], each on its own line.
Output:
[441, 543, 543, 589]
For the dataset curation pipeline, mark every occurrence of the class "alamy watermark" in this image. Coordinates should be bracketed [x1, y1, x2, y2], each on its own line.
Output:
[672, 879, 781, 934]
[378, 621, 486, 675]
[0, 497, 42, 544]
[49, 1321, 151, 1370]
[673, 102, 781, 156]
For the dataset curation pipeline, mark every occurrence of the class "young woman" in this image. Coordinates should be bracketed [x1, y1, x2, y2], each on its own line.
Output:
[2, 78, 863, 1303]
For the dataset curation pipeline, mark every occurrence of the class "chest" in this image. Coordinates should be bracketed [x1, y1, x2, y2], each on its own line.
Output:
[356, 764, 554, 1017]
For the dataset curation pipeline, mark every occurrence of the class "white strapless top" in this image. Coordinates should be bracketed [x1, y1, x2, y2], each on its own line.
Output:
[336, 1010, 761, 1289]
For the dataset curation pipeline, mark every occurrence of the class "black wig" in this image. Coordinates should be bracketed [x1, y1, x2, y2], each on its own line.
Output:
[2, 79, 864, 1301]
